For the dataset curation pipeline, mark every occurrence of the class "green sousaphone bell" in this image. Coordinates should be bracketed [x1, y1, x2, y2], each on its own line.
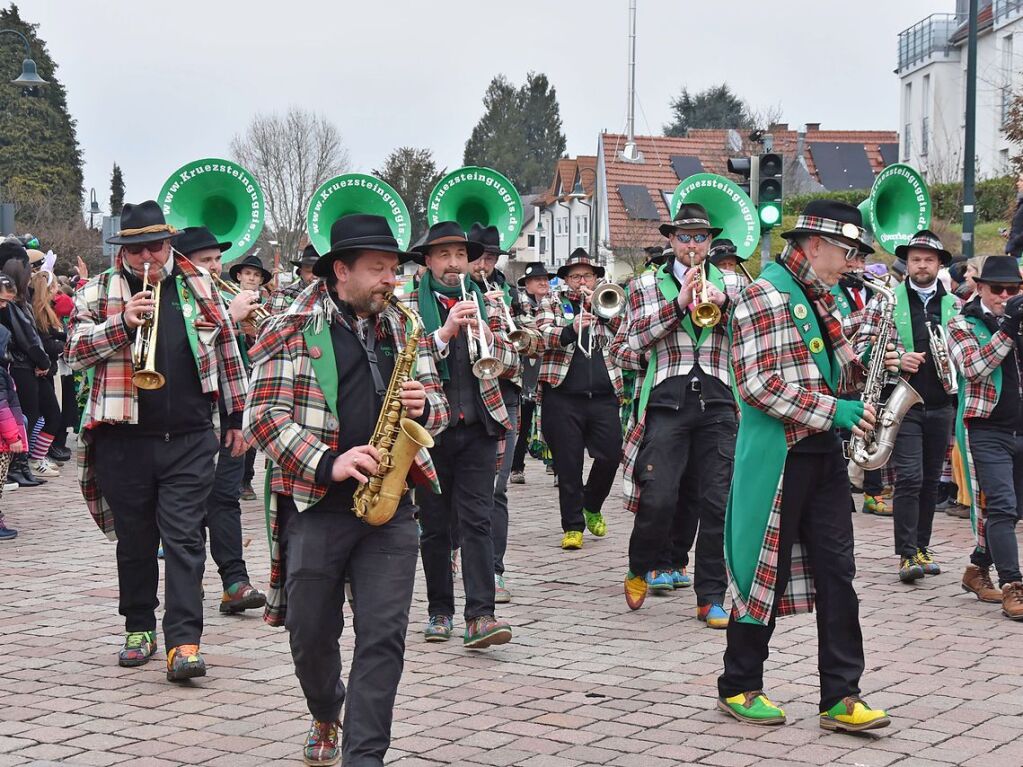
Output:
[858, 163, 932, 255]
[306, 173, 413, 255]
[671, 173, 759, 261]
[428, 166, 523, 249]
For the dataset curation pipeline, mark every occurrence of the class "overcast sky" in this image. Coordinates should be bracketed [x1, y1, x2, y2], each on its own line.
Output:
[18, 0, 941, 212]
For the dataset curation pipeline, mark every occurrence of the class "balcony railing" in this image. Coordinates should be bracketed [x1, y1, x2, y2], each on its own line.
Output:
[995, 0, 1023, 23]
[897, 14, 961, 72]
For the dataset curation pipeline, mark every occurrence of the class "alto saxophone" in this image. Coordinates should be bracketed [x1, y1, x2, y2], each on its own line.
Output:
[848, 273, 923, 470]
[351, 294, 435, 526]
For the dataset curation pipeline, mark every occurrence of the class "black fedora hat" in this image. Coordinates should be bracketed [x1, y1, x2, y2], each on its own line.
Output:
[974, 255, 1023, 285]
[105, 201, 178, 245]
[708, 237, 747, 266]
[410, 221, 485, 265]
[517, 261, 556, 287]
[556, 248, 605, 279]
[894, 229, 952, 266]
[781, 199, 874, 255]
[659, 203, 723, 239]
[229, 254, 273, 285]
[313, 214, 414, 278]
[172, 226, 231, 257]
[644, 245, 667, 268]
[468, 223, 509, 256]
[291, 243, 319, 270]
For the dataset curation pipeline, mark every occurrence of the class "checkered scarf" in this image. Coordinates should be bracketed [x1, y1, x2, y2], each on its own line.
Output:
[777, 244, 847, 351]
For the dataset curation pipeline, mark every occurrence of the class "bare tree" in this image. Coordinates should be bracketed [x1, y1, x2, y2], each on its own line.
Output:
[230, 107, 351, 263]
[5, 184, 103, 275]
[611, 216, 661, 279]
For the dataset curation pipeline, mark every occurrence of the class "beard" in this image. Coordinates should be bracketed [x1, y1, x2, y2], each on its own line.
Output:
[349, 287, 390, 316]
[439, 270, 462, 287]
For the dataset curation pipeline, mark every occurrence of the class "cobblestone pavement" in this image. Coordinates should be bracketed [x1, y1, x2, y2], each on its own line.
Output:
[2, 454, 1023, 767]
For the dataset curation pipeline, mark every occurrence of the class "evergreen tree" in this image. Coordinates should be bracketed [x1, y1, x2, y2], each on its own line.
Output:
[373, 147, 444, 244]
[109, 163, 124, 214]
[0, 4, 83, 218]
[663, 83, 754, 137]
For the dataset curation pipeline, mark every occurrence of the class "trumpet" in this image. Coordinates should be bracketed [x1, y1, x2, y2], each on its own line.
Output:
[482, 275, 530, 353]
[208, 269, 271, 326]
[459, 273, 501, 379]
[691, 251, 721, 328]
[928, 321, 958, 394]
[131, 262, 166, 390]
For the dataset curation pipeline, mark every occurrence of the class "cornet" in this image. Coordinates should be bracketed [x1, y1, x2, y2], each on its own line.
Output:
[482, 274, 530, 353]
[459, 274, 501, 379]
[131, 262, 166, 390]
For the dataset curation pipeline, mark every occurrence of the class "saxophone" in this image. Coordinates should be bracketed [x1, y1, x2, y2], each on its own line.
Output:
[848, 273, 923, 470]
[351, 294, 435, 526]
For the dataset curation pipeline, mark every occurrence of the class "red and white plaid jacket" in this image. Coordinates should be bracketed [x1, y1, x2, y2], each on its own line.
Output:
[947, 303, 1016, 421]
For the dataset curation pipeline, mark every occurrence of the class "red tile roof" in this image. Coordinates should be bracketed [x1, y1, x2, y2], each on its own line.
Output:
[538, 155, 597, 207]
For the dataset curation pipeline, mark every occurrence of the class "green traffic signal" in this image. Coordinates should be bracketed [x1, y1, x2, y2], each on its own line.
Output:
[759, 202, 782, 227]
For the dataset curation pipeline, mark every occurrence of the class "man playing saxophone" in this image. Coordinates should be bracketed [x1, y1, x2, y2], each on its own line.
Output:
[244, 214, 448, 767]
[853, 230, 959, 584]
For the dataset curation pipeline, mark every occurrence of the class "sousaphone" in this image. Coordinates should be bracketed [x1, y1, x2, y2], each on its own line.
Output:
[858, 163, 932, 254]
[307, 173, 412, 254]
[428, 166, 523, 249]
[670, 173, 759, 261]
[159, 158, 265, 264]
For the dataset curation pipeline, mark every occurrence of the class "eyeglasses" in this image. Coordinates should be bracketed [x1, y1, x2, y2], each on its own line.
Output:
[123, 240, 168, 256]
[987, 283, 1020, 296]
[820, 236, 861, 262]
[565, 273, 594, 281]
[674, 233, 709, 244]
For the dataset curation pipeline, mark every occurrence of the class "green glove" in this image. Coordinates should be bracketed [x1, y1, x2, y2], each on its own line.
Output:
[833, 399, 865, 431]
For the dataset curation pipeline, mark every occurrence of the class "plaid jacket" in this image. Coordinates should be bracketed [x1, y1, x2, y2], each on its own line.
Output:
[534, 291, 624, 399]
[265, 281, 304, 315]
[947, 307, 1015, 421]
[68, 255, 249, 538]
[727, 261, 866, 622]
[611, 267, 737, 514]
[244, 281, 447, 626]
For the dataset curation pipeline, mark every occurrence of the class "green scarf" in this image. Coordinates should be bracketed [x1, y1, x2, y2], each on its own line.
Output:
[892, 281, 958, 354]
[417, 270, 488, 381]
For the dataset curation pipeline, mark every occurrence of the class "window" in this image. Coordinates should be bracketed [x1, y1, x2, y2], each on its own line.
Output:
[527, 234, 536, 248]
[555, 218, 563, 235]
[539, 236, 547, 255]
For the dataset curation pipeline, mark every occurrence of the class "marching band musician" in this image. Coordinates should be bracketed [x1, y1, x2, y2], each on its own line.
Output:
[535, 248, 624, 551]
[853, 230, 959, 584]
[708, 237, 751, 290]
[67, 201, 249, 682]
[244, 214, 447, 767]
[946, 255, 1023, 620]
[407, 221, 518, 648]
[610, 203, 734, 625]
[469, 224, 543, 604]
[171, 227, 267, 617]
[266, 243, 318, 314]
[719, 200, 895, 732]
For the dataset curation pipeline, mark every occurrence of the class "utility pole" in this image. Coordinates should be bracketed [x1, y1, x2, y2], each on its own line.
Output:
[962, 0, 978, 258]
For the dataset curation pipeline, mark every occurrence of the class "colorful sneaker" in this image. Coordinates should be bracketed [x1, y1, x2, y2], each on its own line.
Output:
[671, 568, 692, 588]
[646, 570, 674, 594]
[219, 582, 267, 614]
[582, 509, 607, 537]
[509, 470, 525, 485]
[624, 571, 648, 610]
[240, 482, 257, 501]
[31, 459, 60, 478]
[915, 548, 941, 576]
[819, 696, 890, 732]
[718, 691, 786, 726]
[495, 574, 511, 604]
[862, 495, 891, 516]
[302, 718, 340, 766]
[464, 615, 512, 649]
[118, 630, 156, 667]
[424, 615, 453, 642]
[561, 530, 583, 550]
[697, 603, 729, 629]
[166, 644, 206, 681]
[899, 556, 924, 583]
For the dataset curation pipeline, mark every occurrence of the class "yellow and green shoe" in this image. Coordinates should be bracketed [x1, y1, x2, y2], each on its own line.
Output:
[717, 691, 786, 726]
[819, 696, 890, 732]
[561, 531, 584, 550]
[624, 571, 648, 611]
[582, 509, 607, 537]
[862, 494, 891, 516]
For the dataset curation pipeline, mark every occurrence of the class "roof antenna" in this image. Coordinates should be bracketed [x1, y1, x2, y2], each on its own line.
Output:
[620, 0, 643, 163]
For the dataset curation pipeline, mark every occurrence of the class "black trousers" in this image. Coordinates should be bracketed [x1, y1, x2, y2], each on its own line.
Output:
[891, 404, 955, 559]
[492, 400, 519, 576]
[511, 398, 536, 472]
[242, 446, 256, 485]
[418, 421, 498, 620]
[663, 468, 700, 571]
[203, 439, 249, 590]
[11, 367, 60, 438]
[280, 496, 418, 767]
[968, 429, 1023, 585]
[540, 389, 622, 532]
[52, 373, 79, 448]
[93, 428, 218, 648]
[719, 448, 865, 711]
[629, 400, 734, 605]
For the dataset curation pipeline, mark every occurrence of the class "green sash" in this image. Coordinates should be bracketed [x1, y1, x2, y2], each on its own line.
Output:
[635, 262, 726, 418]
[724, 261, 837, 625]
[302, 319, 339, 421]
[892, 282, 958, 354]
[830, 284, 853, 318]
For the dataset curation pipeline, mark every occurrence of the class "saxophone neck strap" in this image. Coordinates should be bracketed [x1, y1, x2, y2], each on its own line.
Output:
[355, 317, 386, 398]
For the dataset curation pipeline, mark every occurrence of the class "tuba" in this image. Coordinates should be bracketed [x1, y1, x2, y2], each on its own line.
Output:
[858, 163, 932, 255]
[428, 166, 524, 251]
[307, 173, 412, 255]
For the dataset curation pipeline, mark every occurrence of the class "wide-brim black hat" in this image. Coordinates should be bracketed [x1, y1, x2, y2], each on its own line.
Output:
[894, 229, 952, 266]
[658, 202, 723, 239]
[105, 200, 178, 245]
[409, 221, 485, 266]
[172, 226, 231, 257]
[517, 261, 556, 287]
[291, 243, 319, 269]
[228, 254, 273, 285]
[781, 199, 874, 255]
[468, 222, 509, 256]
[708, 237, 746, 265]
[556, 248, 605, 279]
[313, 214, 415, 277]
[974, 255, 1023, 285]
[0, 238, 28, 270]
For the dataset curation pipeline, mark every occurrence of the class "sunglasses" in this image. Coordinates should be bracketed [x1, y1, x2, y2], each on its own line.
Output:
[820, 236, 861, 262]
[674, 233, 709, 244]
[986, 283, 1020, 296]
[123, 240, 168, 256]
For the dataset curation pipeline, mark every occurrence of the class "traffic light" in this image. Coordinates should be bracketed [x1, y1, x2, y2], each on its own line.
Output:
[727, 157, 754, 201]
[757, 153, 783, 229]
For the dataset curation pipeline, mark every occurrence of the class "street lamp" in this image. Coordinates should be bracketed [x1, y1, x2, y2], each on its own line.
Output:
[0, 29, 48, 88]
[89, 189, 100, 229]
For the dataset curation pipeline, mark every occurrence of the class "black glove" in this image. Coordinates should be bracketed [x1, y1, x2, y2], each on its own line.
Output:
[1000, 294, 1023, 334]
